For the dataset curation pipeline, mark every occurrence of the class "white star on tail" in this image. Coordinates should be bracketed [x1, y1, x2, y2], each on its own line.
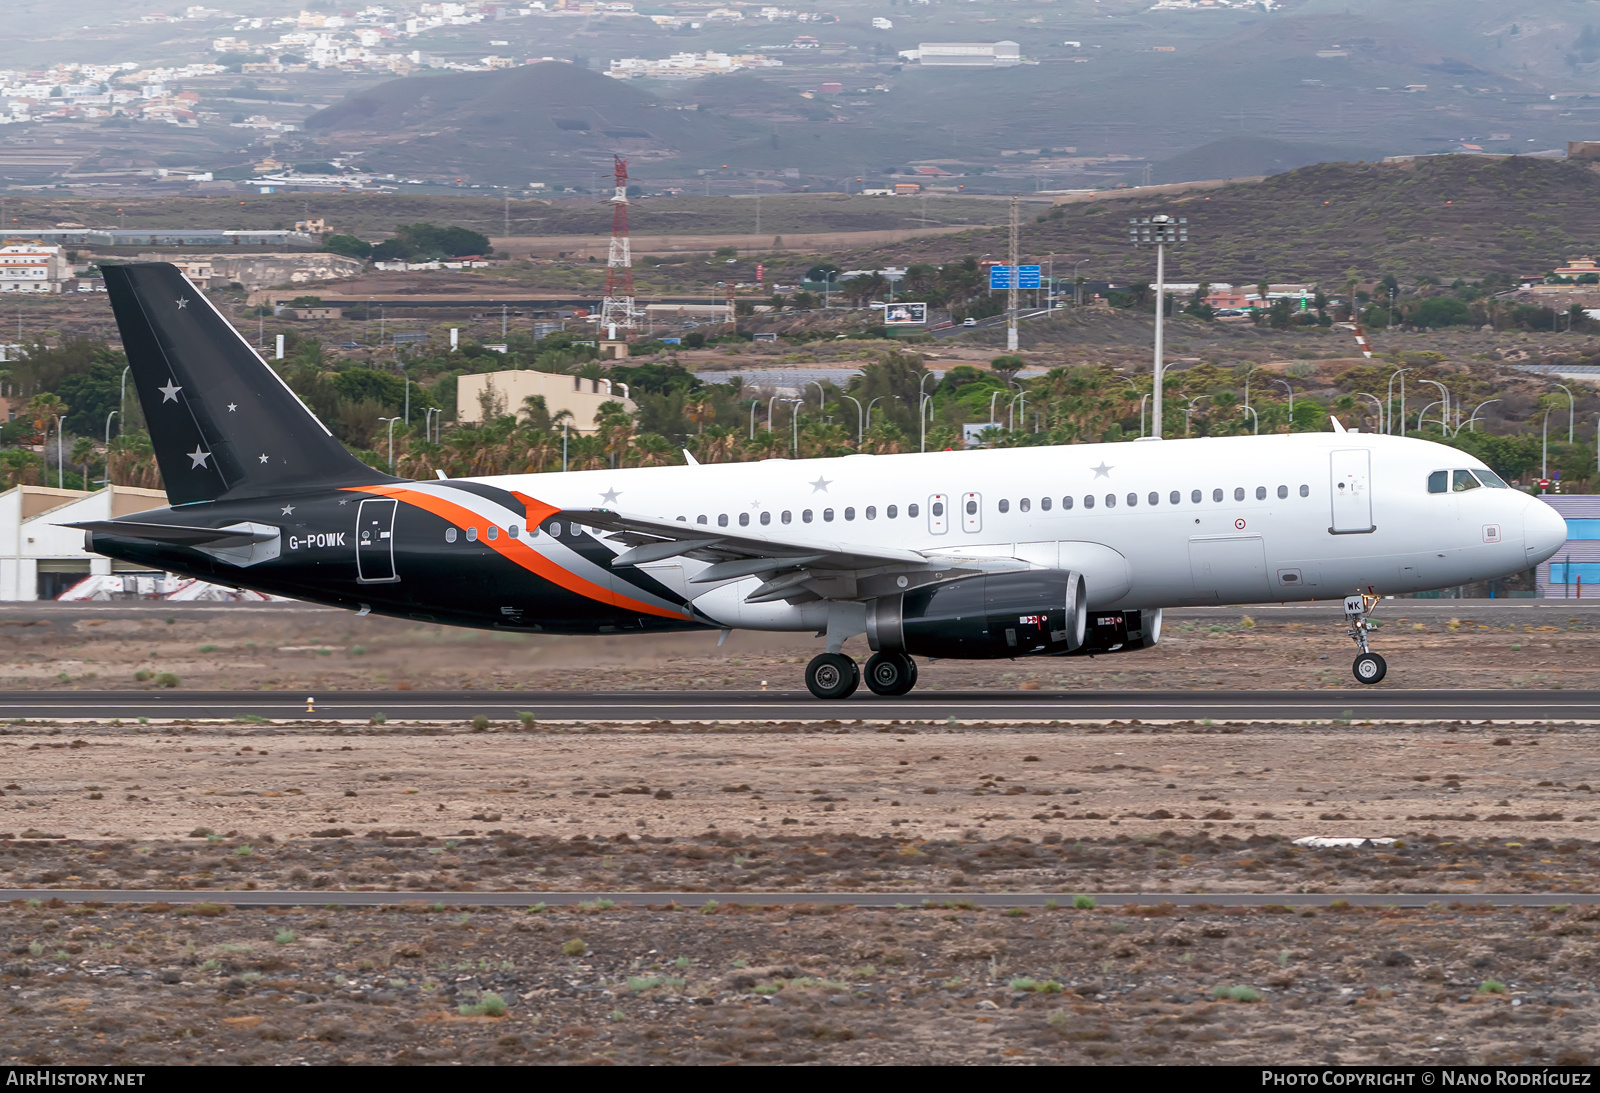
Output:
[175, 297, 188, 309]
[281, 504, 295, 516]
[1091, 462, 1113, 479]
[809, 475, 832, 493]
[158, 379, 182, 403]
[258, 454, 269, 464]
[187, 446, 211, 469]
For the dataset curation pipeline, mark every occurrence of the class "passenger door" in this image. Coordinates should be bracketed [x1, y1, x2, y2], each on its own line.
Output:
[355, 497, 399, 583]
[1330, 449, 1374, 534]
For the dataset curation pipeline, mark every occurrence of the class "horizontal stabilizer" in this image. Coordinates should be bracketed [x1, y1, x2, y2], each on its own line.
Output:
[65, 520, 280, 548]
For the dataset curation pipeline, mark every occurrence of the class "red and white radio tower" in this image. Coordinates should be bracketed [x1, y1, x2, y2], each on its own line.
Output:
[599, 154, 635, 337]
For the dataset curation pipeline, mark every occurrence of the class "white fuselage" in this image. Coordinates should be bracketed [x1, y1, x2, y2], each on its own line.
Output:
[473, 432, 1567, 631]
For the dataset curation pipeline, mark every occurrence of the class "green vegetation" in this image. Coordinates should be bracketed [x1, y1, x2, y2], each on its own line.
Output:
[1213, 985, 1263, 1002]
[560, 938, 587, 957]
[459, 991, 508, 1017]
[1073, 895, 1096, 910]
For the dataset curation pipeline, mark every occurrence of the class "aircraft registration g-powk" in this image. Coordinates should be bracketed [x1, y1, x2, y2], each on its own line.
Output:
[76, 263, 1568, 699]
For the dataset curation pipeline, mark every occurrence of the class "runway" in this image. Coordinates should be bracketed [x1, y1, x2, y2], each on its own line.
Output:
[1, 888, 1593, 909]
[0, 688, 1589, 722]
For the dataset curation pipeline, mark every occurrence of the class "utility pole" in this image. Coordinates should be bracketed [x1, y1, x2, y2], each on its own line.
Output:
[1006, 196, 1019, 352]
[1129, 214, 1188, 439]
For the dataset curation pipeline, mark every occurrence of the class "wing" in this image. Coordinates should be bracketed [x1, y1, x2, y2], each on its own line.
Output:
[565, 507, 1026, 605]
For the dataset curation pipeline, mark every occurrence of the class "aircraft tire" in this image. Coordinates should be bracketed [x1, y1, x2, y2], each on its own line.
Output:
[1353, 652, 1387, 685]
[806, 653, 860, 700]
[865, 652, 916, 696]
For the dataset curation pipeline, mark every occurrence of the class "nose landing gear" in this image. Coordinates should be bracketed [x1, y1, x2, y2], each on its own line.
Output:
[1344, 593, 1387, 685]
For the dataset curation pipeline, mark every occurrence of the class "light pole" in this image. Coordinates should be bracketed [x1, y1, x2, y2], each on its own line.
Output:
[1272, 378, 1294, 428]
[1457, 398, 1500, 435]
[562, 419, 569, 472]
[1386, 367, 1409, 435]
[1184, 395, 1209, 436]
[1241, 364, 1259, 424]
[864, 397, 881, 432]
[749, 398, 759, 440]
[1354, 392, 1384, 433]
[53, 414, 63, 489]
[842, 395, 864, 442]
[1419, 379, 1450, 435]
[1240, 404, 1258, 434]
[1073, 258, 1088, 306]
[1008, 390, 1026, 432]
[1543, 407, 1553, 482]
[1128, 214, 1188, 439]
[379, 416, 399, 470]
[918, 370, 939, 453]
[988, 388, 1004, 426]
[104, 410, 117, 449]
[425, 407, 441, 444]
[1554, 383, 1575, 443]
[1138, 393, 1151, 437]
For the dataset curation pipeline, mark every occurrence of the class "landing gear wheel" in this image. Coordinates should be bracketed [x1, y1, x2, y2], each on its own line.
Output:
[865, 652, 917, 696]
[806, 653, 860, 700]
[1353, 652, 1387, 685]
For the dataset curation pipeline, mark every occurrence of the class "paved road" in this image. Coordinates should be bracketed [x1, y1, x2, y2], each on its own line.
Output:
[0, 888, 1590, 909]
[0, 688, 1589, 722]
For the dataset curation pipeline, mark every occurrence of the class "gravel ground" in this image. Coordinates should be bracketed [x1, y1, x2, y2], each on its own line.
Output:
[3, 895, 1597, 1065]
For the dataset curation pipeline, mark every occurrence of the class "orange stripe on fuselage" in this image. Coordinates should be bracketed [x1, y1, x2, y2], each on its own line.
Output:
[344, 484, 685, 620]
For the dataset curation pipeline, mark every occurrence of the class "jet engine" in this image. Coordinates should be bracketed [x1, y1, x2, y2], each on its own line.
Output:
[867, 571, 1087, 659]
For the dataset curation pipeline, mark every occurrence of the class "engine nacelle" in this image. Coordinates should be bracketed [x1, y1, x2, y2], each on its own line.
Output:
[1062, 608, 1163, 657]
[867, 571, 1087, 660]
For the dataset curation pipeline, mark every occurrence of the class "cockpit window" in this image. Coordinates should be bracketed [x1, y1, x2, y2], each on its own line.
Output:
[1472, 468, 1509, 489]
[1452, 469, 1481, 492]
[1428, 470, 1448, 494]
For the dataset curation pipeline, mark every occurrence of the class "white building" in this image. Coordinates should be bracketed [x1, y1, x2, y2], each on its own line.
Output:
[0, 485, 169, 600]
[457, 371, 636, 430]
[903, 41, 1021, 66]
[0, 242, 71, 294]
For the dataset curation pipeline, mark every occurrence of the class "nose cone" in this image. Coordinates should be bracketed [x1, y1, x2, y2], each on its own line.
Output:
[1523, 498, 1568, 567]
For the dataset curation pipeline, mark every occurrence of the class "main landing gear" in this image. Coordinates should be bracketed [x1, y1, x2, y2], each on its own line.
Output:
[803, 652, 921, 699]
[1344, 593, 1387, 685]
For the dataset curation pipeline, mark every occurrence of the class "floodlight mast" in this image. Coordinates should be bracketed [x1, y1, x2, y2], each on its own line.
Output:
[1129, 214, 1188, 439]
[599, 155, 636, 337]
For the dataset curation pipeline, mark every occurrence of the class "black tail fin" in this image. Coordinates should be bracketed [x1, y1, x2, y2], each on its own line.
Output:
[103, 262, 394, 506]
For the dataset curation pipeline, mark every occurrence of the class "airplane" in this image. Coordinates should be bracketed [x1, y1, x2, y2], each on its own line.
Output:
[72, 263, 1568, 699]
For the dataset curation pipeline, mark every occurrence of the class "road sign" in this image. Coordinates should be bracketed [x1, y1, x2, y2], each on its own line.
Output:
[989, 265, 1042, 290]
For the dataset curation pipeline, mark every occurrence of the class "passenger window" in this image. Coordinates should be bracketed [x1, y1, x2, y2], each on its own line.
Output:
[965, 499, 977, 515]
[1083, 495, 1095, 510]
[1428, 471, 1447, 494]
[1234, 487, 1245, 502]
[509, 524, 520, 538]
[717, 514, 729, 527]
[1474, 468, 1509, 488]
[445, 527, 458, 543]
[1191, 490, 1202, 503]
[1041, 497, 1052, 511]
[760, 512, 771, 526]
[1020, 498, 1030, 513]
[696, 515, 707, 525]
[1255, 486, 1266, 501]
[1170, 491, 1180, 505]
[781, 510, 792, 524]
[865, 506, 876, 520]
[1277, 485, 1288, 500]
[676, 516, 686, 522]
[1212, 488, 1224, 502]
[803, 509, 814, 523]
[739, 513, 750, 527]
[824, 508, 835, 521]
[844, 507, 855, 521]
[1126, 493, 1137, 507]
[1062, 496, 1073, 510]
[1105, 494, 1116, 509]
[997, 499, 1010, 513]
[487, 526, 499, 540]
[887, 504, 898, 518]
[1148, 492, 1159, 506]
[931, 501, 943, 516]
[908, 503, 919, 517]
[1299, 484, 1309, 497]
[545, 523, 557, 538]
[467, 527, 480, 542]
[1452, 469, 1481, 492]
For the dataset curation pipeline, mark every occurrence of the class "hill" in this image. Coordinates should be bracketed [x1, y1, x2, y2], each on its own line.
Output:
[834, 155, 1600, 286]
[1150, 137, 1387, 186]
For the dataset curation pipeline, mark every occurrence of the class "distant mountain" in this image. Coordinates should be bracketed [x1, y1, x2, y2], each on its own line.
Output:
[1150, 137, 1388, 185]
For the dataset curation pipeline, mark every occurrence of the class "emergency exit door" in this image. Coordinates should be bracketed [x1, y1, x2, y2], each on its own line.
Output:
[1329, 449, 1374, 534]
[356, 497, 399, 583]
